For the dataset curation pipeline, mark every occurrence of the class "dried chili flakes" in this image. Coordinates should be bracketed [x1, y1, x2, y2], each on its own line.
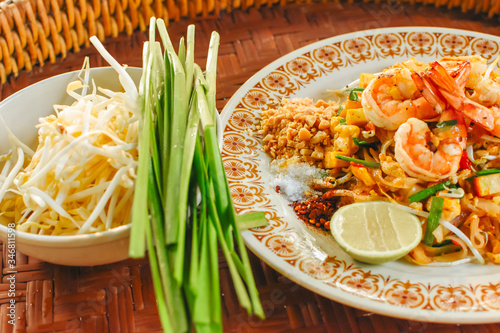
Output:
[292, 196, 340, 230]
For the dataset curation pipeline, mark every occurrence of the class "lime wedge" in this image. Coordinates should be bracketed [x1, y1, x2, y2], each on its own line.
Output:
[330, 201, 422, 264]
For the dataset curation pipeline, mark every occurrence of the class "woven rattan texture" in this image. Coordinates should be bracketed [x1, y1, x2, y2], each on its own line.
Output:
[1, 0, 500, 84]
[1, 2, 500, 332]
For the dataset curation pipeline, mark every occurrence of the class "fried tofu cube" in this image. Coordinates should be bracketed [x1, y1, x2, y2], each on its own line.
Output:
[346, 108, 368, 127]
[426, 195, 461, 221]
[474, 173, 500, 197]
[324, 151, 350, 169]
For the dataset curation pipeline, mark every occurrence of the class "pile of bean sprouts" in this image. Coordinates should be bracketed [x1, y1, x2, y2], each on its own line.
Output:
[0, 57, 139, 235]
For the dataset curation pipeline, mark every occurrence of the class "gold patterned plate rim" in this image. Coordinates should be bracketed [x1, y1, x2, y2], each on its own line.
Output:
[220, 27, 500, 324]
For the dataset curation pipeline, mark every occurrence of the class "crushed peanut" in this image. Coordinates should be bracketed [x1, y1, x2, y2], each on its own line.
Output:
[258, 98, 340, 168]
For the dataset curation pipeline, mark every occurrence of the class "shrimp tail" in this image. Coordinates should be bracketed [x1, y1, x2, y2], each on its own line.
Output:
[449, 61, 471, 90]
[463, 101, 496, 134]
[411, 71, 446, 113]
[424, 61, 471, 111]
[425, 60, 500, 137]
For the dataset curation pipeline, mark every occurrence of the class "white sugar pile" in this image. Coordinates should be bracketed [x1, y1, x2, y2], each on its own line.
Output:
[269, 160, 324, 202]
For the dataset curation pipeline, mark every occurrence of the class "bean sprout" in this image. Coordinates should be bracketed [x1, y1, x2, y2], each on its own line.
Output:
[0, 57, 139, 235]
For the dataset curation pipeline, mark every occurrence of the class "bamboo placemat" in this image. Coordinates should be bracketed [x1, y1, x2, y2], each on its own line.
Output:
[1, 2, 500, 332]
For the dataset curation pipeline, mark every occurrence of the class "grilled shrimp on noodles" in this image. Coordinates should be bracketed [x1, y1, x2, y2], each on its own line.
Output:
[438, 55, 487, 89]
[398, 56, 486, 88]
[394, 109, 467, 182]
[394, 61, 469, 182]
[426, 60, 500, 138]
[361, 67, 439, 130]
[410, 60, 472, 116]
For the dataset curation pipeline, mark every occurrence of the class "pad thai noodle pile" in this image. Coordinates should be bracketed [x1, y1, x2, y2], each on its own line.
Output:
[258, 55, 500, 265]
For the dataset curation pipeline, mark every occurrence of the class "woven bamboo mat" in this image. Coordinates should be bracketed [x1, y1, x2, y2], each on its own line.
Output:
[1, 2, 500, 332]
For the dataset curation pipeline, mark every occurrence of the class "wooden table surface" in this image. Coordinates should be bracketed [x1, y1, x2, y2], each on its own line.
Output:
[1, 1, 500, 332]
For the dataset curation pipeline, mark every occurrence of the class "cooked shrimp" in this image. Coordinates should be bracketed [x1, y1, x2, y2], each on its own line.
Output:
[361, 67, 439, 130]
[394, 109, 467, 182]
[438, 55, 487, 89]
[412, 60, 472, 116]
[394, 61, 470, 181]
[393, 56, 482, 88]
[425, 60, 500, 137]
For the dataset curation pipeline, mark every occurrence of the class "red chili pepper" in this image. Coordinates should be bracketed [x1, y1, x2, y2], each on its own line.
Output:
[452, 240, 461, 246]
[459, 150, 471, 170]
[365, 122, 376, 131]
[350, 161, 364, 168]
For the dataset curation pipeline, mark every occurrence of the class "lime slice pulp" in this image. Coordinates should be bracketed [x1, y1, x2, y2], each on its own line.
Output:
[330, 201, 422, 264]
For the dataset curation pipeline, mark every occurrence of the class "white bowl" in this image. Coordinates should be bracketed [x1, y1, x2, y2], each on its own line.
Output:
[0, 67, 140, 266]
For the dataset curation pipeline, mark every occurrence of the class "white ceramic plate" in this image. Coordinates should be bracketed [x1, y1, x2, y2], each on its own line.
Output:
[220, 27, 500, 324]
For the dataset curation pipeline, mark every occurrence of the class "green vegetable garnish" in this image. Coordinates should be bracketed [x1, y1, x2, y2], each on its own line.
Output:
[339, 118, 347, 125]
[348, 90, 359, 101]
[335, 155, 380, 168]
[466, 167, 500, 181]
[423, 196, 444, 246]
[344, 87, 365, 92]
[236, 211, 269, 230]
[475, 167, 500, 177]
[436, 119, 458, 128]
[336, 105, 344, 116]
[431, 239, 454, 248]
[408, 181, 451, 203]
[320, 169, 331, 179]
[353, 137, 378, 149]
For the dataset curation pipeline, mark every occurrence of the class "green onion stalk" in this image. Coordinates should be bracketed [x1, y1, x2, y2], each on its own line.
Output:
[129, 18, 268, 332]
[335, 154, 380, 168]
[423, 196, 444, 246]
[409, 181, 451, 203]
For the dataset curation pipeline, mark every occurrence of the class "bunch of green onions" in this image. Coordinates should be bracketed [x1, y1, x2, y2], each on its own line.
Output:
[128, 18, 266, 332]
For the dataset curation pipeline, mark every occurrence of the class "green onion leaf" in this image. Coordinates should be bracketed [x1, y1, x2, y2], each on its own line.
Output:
[348, 90, 359, 101]
[353, 137, 378, 149]
[431, 239, 454, 248]
[335, 155, 380, 168]
[336, 105, 344, 117]
[344, 87, 365, 92]
[236, 211, 269, 230]
[145, 221, 174, 333]
[205, 31, 219, 125]
[173, 91, 200, 283]
[423, 196, 444, 246]
[408, 181, 451, 203]
[475, 167, 500, 177]
[339, 118, 347, 125]
[436, 119, 458, 128]
[147, 160, 188, 333]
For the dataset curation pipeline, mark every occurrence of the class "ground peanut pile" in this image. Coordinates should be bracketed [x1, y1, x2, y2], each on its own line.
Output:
[257, 98, 340, 169]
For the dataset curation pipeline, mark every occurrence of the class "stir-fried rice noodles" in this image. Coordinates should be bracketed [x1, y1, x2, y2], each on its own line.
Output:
[258, 55, 500, 265]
